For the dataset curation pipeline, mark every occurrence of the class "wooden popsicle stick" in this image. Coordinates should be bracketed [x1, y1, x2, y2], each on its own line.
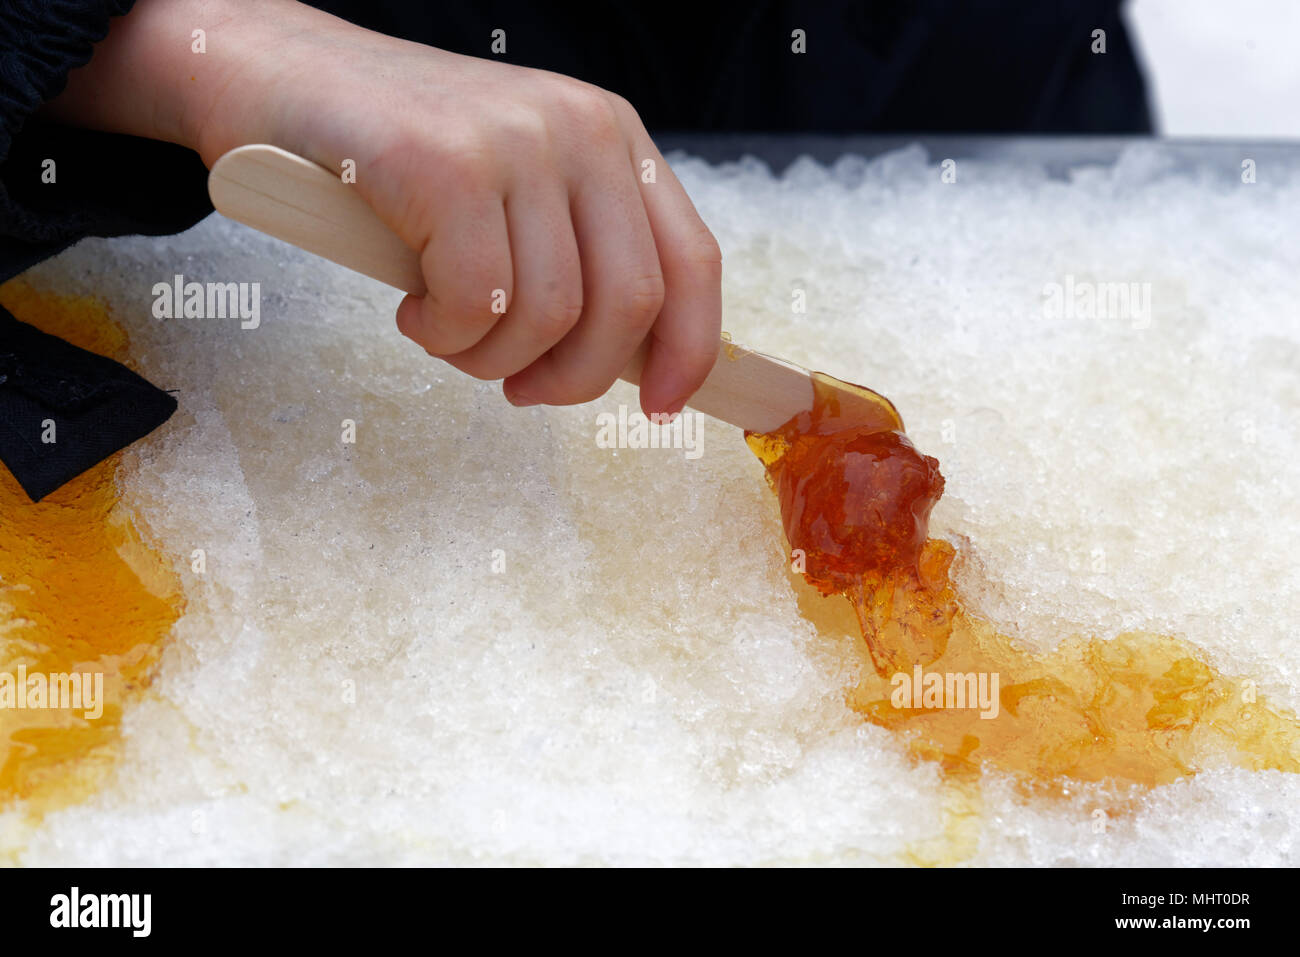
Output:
[208, 144, 882, 434]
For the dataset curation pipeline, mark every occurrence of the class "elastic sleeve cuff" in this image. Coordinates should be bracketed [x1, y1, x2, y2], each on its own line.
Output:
[0, 1, 213, 281]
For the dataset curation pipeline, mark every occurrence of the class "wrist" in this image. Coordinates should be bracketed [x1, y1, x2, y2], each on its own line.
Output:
[42, 0, 330, 168]
[178, 0, 325, 166]
[187, 4, 410, 173]
[42, 0, 236, 148]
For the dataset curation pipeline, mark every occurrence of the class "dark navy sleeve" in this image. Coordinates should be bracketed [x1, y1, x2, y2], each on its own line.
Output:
[0, 1, 196, 500]
[0, 0, 212, 283]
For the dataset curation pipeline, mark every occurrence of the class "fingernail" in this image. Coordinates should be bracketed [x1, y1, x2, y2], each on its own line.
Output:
[644, 399, 686, 422]
[505, 387, 539, 408]
[664, 395, 690, 417]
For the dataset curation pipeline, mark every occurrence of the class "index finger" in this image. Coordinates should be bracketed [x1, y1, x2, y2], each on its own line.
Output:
[616, 114, 723, 417]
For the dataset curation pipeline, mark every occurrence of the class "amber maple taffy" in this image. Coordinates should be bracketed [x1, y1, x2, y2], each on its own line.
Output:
[747, 372, 1300, 861]
[0, 282, 183, 822]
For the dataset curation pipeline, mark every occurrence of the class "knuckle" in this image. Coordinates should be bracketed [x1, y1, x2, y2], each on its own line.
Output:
[446, 250, 511, 312]
[532, 295, 584, 340]
[552, 82, 623, 144]
[551, 80, 610, 121]
[497, 106, 550, 151]
[694, 231, 724, 270]
[612, 272, 665, 328]
[604, 92, 640, 124]
[429, 138, 496, 193]
[445, 287, 497, 327]
[423, 289, 496, 348]
[671, 230, 724, 278]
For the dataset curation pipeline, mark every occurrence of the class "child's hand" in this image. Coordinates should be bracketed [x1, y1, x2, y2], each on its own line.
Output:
[51, 0, 722, 416]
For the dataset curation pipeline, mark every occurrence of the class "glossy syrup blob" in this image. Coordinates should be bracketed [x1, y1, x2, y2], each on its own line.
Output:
[0, 282, 183, 816]
[748, 372, 1300, 795]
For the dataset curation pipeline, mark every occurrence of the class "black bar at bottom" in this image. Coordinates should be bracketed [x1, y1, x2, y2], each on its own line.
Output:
[0, 866, 1274, 944]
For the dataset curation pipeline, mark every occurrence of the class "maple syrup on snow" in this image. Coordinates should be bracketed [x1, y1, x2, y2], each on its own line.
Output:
[0, 283, 182, 816]
[747, 372, 1300, 794]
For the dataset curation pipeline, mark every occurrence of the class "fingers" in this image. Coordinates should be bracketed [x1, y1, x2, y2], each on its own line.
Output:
[392, 85, 720, 415]
[615, 120, 722, 417]
[502, 162, 665, 407]
[395, 187, 512, 357]
[437, 180, 583, 381]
